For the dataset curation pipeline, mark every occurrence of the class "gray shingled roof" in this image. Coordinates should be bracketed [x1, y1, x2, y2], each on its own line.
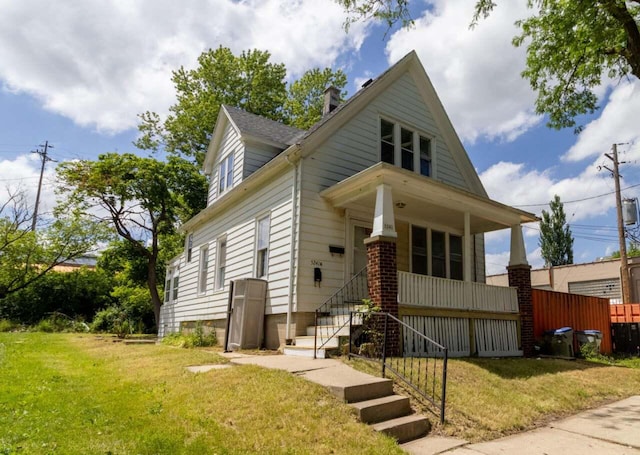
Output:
[223, 105, 306, 146]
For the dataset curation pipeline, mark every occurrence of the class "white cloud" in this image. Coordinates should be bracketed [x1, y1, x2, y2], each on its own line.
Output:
[385, 0, 540, 143]
[478, 159, 632, 223]
[563, 80, 640, 162]
[0, 0, 369, 134]
[0, 154, 57, 218]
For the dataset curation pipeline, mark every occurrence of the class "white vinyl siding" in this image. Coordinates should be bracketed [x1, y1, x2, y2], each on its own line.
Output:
[244, 142, 282, 178]
[159, 169, 294, 332]
[296, 71, 484, 312]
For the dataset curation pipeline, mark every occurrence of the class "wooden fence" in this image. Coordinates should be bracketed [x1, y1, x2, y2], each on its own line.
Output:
[532, 289, 612, 354]
[610, 304, 640, 323]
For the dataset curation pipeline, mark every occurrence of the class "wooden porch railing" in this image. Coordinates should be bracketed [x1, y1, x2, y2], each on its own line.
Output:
[398, 271, 518, 312]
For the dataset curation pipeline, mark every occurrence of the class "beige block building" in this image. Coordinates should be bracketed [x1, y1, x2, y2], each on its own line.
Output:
[487, 257, 640, 304]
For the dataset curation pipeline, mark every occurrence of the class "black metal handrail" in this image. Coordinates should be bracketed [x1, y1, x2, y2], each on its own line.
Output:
[348, 311, 448, 424]
[313, 267, 369, 358]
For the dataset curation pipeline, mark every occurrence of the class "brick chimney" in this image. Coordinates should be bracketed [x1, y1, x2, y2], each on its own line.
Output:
[323, 86, 340, 116]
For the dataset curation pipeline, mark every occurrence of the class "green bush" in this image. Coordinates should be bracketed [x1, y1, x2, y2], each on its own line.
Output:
[31, 313, 90, 333]
[161, 322, 216, 348]
[0, 269, 114, 324]
[91, 306, 134, 338]
[0, 319, 19, 332]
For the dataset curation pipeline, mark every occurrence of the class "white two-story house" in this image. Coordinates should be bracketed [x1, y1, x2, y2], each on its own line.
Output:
[160, 51, 536, 355]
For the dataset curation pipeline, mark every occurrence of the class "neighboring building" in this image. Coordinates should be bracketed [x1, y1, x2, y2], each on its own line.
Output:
[51, 255, 98, 273]
[160, 51, 536, 351]
[487, 257, 640, 304]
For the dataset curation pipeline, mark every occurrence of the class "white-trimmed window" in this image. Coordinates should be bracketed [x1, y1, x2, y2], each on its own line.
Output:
[256, 215, 270, 278]
[164, 266, 179, 303]
[198, 245, 209, 294]
[410, 226, 463, 281]
[186, 233, 193, 262]
[380, 118, 433, 177]
[218, 153, 234, 194]
[216, 237, 227, 290]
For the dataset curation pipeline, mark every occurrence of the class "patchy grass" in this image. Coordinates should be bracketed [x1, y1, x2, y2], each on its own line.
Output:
[0, 333, 402, 454]
[347, 356, 640, 442]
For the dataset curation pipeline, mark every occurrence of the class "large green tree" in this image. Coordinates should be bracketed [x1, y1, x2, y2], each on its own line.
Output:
[337, 0, 640, 132]
[0, 188, 103, 300]
[57, 154, 208, 326]
[539, 195, 574, 266]
[283, 68, 347, 129]
[136, 46, 347, 166]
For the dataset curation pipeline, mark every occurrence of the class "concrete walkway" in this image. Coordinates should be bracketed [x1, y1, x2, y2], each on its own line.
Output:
[218, 353, 640, 454]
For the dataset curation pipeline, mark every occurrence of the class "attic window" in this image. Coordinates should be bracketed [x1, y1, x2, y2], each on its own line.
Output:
[219, 153, 234, 194]
[380, 117, 433, 178]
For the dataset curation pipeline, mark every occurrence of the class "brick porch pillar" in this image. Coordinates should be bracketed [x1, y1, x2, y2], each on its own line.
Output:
[365, 235, 399, 356]
[508, 224, 535, 357]
[365, 183, 400, 356]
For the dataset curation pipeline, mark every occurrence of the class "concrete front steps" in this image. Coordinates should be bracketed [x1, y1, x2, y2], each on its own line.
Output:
[284, 305, 366, 358]
[326, 369, 431, 443]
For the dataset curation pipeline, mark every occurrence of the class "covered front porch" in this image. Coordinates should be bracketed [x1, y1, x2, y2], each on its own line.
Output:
[320, 163, 538, 356]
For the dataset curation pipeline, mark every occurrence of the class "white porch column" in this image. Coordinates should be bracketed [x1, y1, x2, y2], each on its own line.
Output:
[509, 224, 529, 266]
[371, 183, 397, 238]
[464, 212, 471, 282]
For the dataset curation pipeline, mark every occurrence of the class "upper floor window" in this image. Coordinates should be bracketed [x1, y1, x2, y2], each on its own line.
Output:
[380, 119, 395, 165]
[380, 118, 433, 177]
[219, 153, 234, 194]
[186, 233, 193, 262]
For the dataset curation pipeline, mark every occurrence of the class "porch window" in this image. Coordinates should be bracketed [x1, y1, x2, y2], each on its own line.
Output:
[218, 153, 234, 194]
[256, 215, 270, 278]
[431, 230, 446, 278]
[449, 235, 463, 281]
[198, 245, 209, 294]
[380, 119, 395, 164]
[411, 225, 427, 275]
[420, 136, 431, 177]
[216, 237, 227, 290]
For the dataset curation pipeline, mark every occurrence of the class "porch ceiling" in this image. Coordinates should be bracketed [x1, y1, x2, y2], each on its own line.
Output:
[320, 163, 537, 234]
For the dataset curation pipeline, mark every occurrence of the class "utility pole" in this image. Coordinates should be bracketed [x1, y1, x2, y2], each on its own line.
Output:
[31, 141, 55, 232]
[603, 143, 631, 304]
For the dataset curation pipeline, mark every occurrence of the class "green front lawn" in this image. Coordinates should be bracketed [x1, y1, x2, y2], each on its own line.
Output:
[0, 333, 402, 454]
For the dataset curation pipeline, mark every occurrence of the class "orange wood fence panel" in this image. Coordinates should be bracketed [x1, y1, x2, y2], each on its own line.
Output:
[610, 304, 640, 323]
[532, 289, 612, 354]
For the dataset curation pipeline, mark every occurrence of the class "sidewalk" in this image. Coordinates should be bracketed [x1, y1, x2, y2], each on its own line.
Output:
[403, 395, 640, 455]
[219, 352, 640, 454]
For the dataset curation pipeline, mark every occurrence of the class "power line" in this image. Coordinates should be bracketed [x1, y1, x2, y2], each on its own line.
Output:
[513, 182, 640, 208]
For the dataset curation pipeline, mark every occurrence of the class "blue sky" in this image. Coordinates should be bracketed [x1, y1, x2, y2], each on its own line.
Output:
[1, 0, 640, 275]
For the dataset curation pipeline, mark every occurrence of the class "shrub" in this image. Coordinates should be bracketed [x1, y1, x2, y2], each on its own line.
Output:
[161, 322, 217, 348]
[91, 306, 134, 338]
[31, 313, 90, 333]
[0, 319, 19, 332]
[0, 269, 115, 325]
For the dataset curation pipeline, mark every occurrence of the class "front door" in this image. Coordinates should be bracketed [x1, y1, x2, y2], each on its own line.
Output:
[352, 224, 372, 277]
